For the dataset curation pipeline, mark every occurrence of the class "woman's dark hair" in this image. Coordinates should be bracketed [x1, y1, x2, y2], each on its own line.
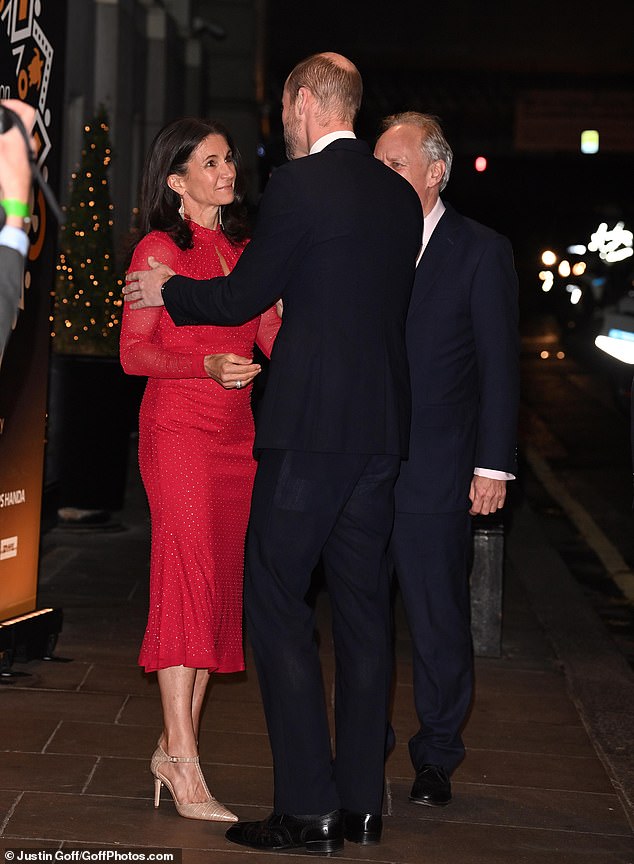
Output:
[137, 117, 249, 250]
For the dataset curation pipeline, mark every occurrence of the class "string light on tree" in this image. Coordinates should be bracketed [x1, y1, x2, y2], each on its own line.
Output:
[51, 105, 123, 355]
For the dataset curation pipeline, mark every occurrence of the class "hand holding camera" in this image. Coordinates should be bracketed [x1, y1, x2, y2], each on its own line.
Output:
[0, 99, 36, 232]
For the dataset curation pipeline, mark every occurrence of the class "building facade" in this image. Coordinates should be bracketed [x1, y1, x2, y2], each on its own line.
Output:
[60, 0, 266, 261]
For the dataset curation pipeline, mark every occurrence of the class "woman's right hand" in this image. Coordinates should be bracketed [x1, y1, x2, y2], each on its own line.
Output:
[204, 353, 261, 389]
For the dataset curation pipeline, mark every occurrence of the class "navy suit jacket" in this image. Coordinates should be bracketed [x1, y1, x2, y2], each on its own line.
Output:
[164, 138, 423, 456]
[395, 202, 519, 514]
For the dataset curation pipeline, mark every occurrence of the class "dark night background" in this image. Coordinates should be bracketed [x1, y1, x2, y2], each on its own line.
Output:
[262, 0, 634, 667]
[263, 1, 634, 298]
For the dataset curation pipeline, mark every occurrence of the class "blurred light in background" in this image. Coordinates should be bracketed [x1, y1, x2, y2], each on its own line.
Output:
[595, 332, 634, 364]
[580, 130, 599, 154]
[568, 286, 583, 305]
[588, 221, 633, 263]
[539, 270, 554, 291]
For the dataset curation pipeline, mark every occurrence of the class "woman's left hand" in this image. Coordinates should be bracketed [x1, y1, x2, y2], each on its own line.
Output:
[204, 352, 261, 389]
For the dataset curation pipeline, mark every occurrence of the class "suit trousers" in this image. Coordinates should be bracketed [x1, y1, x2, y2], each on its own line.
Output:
[244, 448, 400, 815]
[390, 510, 474, 775]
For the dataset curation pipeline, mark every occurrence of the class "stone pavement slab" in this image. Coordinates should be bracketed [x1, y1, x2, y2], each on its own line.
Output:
[1, 458, 632, 862]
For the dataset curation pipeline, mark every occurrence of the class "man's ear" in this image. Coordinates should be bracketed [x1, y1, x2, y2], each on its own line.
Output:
[295, 86, 310, 116]
[429, 159, 446, 188]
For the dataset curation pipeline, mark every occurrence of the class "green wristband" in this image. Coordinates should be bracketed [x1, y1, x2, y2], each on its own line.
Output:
[1, 198, 30, 219]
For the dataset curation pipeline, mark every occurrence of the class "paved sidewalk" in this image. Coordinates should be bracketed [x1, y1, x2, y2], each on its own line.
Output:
[0, 449, 633, 863]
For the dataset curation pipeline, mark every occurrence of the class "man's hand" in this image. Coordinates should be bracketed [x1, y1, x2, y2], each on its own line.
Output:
[204, 353, 261, 389]
[468, 475, 507, 516]
[123, 256, 175, 309]
[0, 99, 36, 215]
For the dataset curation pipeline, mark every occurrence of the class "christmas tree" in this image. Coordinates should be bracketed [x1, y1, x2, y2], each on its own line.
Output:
[51, 106, 123, 355]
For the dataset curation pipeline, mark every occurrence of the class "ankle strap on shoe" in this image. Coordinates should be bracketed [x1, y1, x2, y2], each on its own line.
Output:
[165, 755, 200, 763]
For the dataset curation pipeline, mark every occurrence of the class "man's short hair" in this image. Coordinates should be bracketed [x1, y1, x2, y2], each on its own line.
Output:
[285, 53, 363, 126]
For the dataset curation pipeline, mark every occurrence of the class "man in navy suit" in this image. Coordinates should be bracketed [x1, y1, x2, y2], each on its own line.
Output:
[375, 113, 519, 807]
[124, 54, 423, 852]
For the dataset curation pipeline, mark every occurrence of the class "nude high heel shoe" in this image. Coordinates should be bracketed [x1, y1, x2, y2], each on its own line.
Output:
[150, 744, 238, 822]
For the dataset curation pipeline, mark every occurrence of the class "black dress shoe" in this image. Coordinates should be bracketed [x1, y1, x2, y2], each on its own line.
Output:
[410, 764, 452, 806]
[225, 810, 344, 854]
[343, 811, 382, 844]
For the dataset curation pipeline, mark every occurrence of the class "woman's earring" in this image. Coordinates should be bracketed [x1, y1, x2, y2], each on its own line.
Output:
[218, 206, 223, 229]
[178, 198, 185, 219]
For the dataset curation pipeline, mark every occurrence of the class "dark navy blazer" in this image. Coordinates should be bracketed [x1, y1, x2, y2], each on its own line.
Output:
[395, 202, 520, 514]
[164, 138, 423, 457]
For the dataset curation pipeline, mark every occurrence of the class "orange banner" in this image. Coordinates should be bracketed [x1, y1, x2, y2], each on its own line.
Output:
[0, 0, 65, 619]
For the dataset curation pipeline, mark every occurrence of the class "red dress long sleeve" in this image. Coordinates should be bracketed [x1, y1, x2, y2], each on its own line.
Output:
[120, 223, 280, 673]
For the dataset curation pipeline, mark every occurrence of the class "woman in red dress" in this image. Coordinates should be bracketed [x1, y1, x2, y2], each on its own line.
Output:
[120, 118, 280, 822]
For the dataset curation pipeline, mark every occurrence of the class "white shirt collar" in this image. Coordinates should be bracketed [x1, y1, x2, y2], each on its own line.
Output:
[415, 197, 445, 266]
[309, 130, 356, 155]
[422, 197, 445, 251]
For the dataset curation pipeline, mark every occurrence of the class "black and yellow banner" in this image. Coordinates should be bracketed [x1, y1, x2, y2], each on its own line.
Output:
[0, 0, 66, 620]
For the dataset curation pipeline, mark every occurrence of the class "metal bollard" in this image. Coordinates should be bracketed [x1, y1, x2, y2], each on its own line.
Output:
[470, 521, 504, 657]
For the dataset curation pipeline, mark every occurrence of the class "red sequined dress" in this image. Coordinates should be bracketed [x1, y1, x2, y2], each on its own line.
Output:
[120, 222, 280, 673]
